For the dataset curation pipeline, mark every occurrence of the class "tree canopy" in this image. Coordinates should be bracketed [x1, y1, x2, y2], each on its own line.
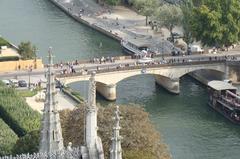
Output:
[153, 4, 183, 39]
[18, 41, 37, 60]
[12, 130, 40, 155]
[190, 0, 240, 47]
[181, 0, 194, 45]
[60, 104, 171, 159]
[12, 104, 171, 159]
[130, 0, 158, 25]
[102, 0, 121, 5]
[0, 37, 10, 47]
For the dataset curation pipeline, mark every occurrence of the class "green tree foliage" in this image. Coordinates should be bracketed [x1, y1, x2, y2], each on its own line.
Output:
[0, 83, 41, 136]
[0, 37, 10, 47]
[181, 0, 194, 45]
[18, 41, 37, 60]
[60, 104, 171, 159]
[130, 0, 158, 25]
[12, 130, 40, 155]
[190, 0, 240, 47]
[6, 103, 171, 158]
[103, 0, 121, 5]
[0, 118, 18, 156]
[154, 4, 183, 40]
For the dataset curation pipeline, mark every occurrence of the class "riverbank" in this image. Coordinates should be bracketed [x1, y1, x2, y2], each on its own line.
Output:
[48, 0, 174, 55]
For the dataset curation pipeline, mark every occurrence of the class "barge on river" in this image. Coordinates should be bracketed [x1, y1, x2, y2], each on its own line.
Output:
[208, 80, 240, 124]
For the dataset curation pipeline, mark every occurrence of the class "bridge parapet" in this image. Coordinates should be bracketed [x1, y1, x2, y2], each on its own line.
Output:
[56, 60, 228, 100]
[57, 60, 227, 79]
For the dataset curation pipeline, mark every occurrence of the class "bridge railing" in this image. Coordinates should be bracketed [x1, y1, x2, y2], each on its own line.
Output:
[46, 55, 132, 68]
[56, 59, 226, 78]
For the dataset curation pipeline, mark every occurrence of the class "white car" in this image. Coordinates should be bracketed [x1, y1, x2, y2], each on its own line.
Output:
[137, 57, 153, 64]
[1, 79, 10, 86]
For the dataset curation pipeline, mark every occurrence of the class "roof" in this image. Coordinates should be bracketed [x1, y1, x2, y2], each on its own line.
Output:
[208, 80, 237, 91]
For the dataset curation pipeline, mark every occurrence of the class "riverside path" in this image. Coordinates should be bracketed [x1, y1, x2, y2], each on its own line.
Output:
[48, 0, 176, 55]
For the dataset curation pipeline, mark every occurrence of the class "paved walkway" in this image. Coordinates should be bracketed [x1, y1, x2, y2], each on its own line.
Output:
[51, 0, 175, 54]
[26, 89, 77, 114]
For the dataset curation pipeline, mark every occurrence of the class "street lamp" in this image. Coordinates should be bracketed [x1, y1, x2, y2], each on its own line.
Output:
[161, 40, 164, 59]
[28, 67, 32, 89]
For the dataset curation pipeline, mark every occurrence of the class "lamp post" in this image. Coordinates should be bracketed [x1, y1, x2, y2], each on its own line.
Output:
[161, 34, 164, 60]
[28, 67, 32, 89]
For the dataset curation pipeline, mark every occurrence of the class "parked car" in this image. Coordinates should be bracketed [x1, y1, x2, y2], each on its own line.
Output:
[9, 79, 19, 87]
[1, 79, 10, 86]
[18, 80, 27, 87]
[55, 80, 63, 89]
[172, 32, 182, 37]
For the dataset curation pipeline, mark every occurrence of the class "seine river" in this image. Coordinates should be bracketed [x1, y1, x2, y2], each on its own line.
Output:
[0, 0, 240, 158]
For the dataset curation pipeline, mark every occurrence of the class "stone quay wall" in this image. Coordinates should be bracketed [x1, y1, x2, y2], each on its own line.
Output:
[48, 0, 121, 42]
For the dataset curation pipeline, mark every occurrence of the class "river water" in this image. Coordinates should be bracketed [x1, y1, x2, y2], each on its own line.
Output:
[0, 0, 240, 159]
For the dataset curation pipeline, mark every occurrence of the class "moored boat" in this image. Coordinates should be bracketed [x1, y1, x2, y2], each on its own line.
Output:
[121, 40, 150, 56]
[208, 80, 240, 124]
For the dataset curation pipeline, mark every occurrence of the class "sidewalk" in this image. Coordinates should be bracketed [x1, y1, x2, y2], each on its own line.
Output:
[26, 90, 77, 114]
[52, 0, 173, 54]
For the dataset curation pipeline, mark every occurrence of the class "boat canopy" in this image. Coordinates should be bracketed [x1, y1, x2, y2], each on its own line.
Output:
[208, 80, 237, 91]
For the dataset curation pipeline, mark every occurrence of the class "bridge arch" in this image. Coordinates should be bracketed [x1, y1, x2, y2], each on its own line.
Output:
[60, 62, 227, 100]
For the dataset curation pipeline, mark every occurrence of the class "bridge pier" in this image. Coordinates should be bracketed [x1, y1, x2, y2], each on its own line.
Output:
[155, 75, 180, 94]
[96, 82, 116, 101]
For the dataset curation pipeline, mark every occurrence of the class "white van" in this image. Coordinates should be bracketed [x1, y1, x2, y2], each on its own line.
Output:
[190, 45, 204, 53]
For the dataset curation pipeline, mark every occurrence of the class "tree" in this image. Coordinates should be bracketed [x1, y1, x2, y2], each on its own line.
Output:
[11, 104, 171, 159]
[190, 0, 240, 47]
[0, 37, 10, 47]
[131, 0, 158, 25]
[60, 104, 171, 159]
[12, 130, 40, 155]
[18, 41, 37, 60]
[154, 4, 183, 41]
[103, 0, 121, 5]
[181, 0, 194, 45]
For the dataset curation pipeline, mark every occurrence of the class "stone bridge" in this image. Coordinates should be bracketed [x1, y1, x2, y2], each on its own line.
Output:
[57, 61, 228, 100]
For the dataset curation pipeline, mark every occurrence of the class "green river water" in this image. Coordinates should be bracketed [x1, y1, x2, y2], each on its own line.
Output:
[0, 0, 240, 158]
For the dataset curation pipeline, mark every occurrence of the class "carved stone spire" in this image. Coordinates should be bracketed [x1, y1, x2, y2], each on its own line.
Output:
[110, 105, 122, 159]
[87, 72, 96, 110]
[84, 72, 104, 159]
[39, 47, 64, 153]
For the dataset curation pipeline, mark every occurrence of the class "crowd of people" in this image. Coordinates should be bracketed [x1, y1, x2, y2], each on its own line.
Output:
[53, 52, 240, 77]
